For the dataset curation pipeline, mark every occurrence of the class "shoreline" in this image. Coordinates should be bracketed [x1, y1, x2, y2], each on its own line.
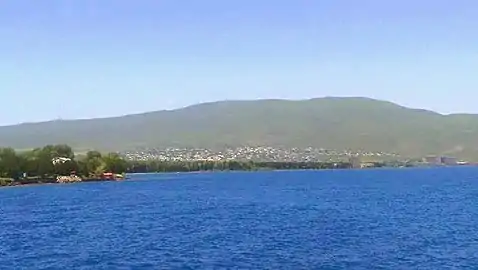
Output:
[3, 165, 473, 188]
[0, 177, 125, 188]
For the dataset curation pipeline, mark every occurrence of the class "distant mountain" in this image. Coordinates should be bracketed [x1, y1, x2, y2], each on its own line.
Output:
[1, 97, 478, 159]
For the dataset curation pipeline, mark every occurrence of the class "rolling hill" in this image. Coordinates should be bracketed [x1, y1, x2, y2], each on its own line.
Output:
[1, 97, 478, 159]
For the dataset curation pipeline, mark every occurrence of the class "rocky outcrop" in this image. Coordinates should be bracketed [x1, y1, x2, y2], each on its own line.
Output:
[56, 175, 82, 183]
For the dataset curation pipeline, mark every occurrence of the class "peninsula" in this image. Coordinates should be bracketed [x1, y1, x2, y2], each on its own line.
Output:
[0, 144, 127, 187]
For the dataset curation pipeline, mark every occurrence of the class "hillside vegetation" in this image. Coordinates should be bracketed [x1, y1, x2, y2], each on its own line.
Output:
[1, 97, 478, 159]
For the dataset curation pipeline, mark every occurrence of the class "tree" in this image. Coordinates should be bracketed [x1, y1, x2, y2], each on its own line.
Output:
[36, 147, 55, 177]
[83, 151, 105, 176]
[52, 144, 75, 159]
[76, 160, 89, 177]
[53, 160, 78, 176]
[32, 144, 76, 177]
[19, 149, 40, 177]
[103, 152, 128, 174]
[0, 144, 132, 182]
[0, 148, 21, 179]
[86, 150, 102, 160]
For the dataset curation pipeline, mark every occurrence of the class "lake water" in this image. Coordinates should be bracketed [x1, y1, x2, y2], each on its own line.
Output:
[1, 167, 478, 269]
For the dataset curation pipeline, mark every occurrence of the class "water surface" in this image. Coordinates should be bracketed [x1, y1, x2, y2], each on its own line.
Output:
[1, 167, 478, 269]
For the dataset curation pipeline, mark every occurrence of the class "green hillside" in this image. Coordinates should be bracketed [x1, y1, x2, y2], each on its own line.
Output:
[1, 97, 478, 159]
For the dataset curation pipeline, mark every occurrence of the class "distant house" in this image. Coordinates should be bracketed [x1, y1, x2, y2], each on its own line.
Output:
[423, 156, 458, 166]
[424, 156, 441, 165]
[349, 156, 361, 169]
[440, 156, 457, 165]
[52, 157, 72, 165]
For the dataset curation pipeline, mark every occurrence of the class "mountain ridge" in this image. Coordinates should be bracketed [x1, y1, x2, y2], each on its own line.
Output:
[2, 97, 478, 160]
[7, 96, 455, 127]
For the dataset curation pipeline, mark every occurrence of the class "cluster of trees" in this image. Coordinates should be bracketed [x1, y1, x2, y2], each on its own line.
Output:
[0, 144, 128, 181]
[126, 160, 355, 173]
[0, 144, 401, 187]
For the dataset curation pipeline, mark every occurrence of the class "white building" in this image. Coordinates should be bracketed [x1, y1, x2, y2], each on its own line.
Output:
[52, 157, 72, 165]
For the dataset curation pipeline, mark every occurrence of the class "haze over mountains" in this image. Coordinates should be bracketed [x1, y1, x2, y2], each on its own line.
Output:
[1, 97, 478, 159]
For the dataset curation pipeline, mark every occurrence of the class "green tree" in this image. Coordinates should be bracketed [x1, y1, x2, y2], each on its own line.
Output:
[52, 144, 75, 159]
[53, 160, 78, 176]
[86, 150, 102, 160]
[76, 159, 89, 176]
[102, 152, 128, 174]
[83, 151, 105, 176]
[19, 149, 40, 177]
[0, 148, 21, 179]
[39, 150, 55, 177]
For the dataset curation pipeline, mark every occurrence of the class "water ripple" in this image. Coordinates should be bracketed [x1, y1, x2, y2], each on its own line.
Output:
[1, 167, 478, 269]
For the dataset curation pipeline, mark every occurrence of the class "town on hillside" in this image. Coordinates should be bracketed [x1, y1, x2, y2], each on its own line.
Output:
[120, 146, 468, 167]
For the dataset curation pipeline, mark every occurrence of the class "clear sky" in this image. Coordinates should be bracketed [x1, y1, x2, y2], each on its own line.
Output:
[0, 0, 477, 125]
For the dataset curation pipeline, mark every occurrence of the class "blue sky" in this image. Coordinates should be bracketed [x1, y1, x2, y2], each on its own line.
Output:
[0, 0, 477, 125]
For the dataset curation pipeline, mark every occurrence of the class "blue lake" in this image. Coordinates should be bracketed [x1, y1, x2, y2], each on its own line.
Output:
[1, 167, 478, 269]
